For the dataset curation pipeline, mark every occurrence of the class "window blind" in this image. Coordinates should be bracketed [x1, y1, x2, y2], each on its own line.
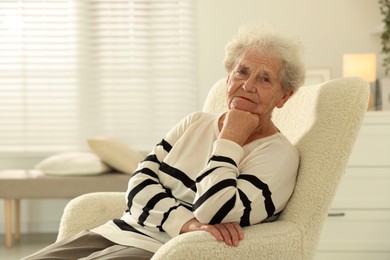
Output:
[0, 0, 196, 155]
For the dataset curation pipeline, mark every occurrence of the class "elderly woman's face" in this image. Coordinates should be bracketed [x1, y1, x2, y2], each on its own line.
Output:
[226, 50, 293, 117]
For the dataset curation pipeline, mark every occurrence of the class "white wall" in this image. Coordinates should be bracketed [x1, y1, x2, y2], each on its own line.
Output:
[0, 0, 383, 234]
[195, 0, 382, 107]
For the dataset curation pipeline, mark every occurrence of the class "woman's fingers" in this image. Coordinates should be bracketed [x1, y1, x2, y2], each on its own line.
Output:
[199, 225, 223, 241]
[214, 223, 244, 247]
[215, 223, 232, 245]
[181, 219, 244, 247]
[232, 222, 244, 240]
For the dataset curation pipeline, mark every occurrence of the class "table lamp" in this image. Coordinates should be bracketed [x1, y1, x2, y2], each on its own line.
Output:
[343, 53, 377, 110]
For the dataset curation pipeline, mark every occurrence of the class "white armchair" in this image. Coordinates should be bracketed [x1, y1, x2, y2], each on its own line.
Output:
[57, 77, 369, 260]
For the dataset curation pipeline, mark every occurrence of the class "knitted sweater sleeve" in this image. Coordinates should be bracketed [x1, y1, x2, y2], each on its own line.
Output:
[193, 138, 299, 226]
[125, 113, 198, 238]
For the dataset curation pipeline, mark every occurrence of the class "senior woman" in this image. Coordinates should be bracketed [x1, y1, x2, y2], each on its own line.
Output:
[23, 25, 305, 260]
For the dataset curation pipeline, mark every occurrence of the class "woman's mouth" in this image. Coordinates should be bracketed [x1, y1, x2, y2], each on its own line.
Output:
[236, 96, 255, 103]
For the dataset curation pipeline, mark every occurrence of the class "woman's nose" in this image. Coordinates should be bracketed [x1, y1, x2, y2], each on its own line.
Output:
[242, 77, 257, 92]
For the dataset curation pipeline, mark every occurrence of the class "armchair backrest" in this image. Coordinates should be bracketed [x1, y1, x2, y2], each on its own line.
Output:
[202, 77, 369, 257]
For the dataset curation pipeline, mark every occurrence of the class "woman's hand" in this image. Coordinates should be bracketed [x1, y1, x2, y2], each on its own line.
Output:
[219, 109, 259, 146]
[180, 218, 244, 247]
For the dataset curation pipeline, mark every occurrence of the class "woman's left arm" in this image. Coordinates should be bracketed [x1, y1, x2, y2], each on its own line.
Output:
[193, 138, 299, 226]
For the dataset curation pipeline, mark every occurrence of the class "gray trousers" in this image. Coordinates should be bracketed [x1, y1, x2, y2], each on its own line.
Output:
[21, 230, 154, 260]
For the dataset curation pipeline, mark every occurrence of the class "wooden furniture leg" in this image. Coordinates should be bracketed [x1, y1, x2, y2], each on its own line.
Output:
[4, 199, 12, 248]
[14, 199, 20, 241]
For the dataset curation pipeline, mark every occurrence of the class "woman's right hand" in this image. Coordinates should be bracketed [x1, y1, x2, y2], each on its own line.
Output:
[180, 218, 244, 247]
[219, 109, 259, 146]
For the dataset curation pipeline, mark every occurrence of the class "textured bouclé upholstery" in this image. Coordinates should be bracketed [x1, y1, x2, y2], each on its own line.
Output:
[57, 77, 369, 260]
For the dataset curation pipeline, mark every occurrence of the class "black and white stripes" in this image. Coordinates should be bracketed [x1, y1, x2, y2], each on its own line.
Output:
[125, 138, 197, 234]
[238, 174, 275, 219]
[122, 137, 279, 240]
[160, 162, 197, 192]
[193, 152, 276, 226]
[94, 112, 298, 251]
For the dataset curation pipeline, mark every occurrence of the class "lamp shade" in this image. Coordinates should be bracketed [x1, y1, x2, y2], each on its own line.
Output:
[343, 53, 376, 82]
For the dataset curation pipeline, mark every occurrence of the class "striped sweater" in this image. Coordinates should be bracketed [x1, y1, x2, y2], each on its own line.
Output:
[92, 112, 299, 253]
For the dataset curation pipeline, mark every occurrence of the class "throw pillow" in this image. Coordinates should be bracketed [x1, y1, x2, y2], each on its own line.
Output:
[87, 136, 144, 174]
[35, 152, 111, 176]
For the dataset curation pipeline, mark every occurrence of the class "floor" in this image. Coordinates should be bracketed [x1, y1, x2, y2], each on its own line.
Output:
[0, 233, 57, 260]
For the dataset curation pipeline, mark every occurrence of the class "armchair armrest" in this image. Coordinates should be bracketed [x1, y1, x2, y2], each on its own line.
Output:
[57, 192, 126, 241]
[152, 220, 301, 260]
[58, 192, 303, 259]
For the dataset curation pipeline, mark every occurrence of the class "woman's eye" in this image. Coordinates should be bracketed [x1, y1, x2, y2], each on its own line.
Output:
[234, 69, 247, 79]
[238, 69, 247, 75]
[261, 76, 271, 83]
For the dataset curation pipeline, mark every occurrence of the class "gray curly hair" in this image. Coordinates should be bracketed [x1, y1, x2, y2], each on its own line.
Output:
[224, 24, 306, 92]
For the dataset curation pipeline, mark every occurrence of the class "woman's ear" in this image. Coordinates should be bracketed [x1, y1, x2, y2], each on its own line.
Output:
[276, 90, 294, 108]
